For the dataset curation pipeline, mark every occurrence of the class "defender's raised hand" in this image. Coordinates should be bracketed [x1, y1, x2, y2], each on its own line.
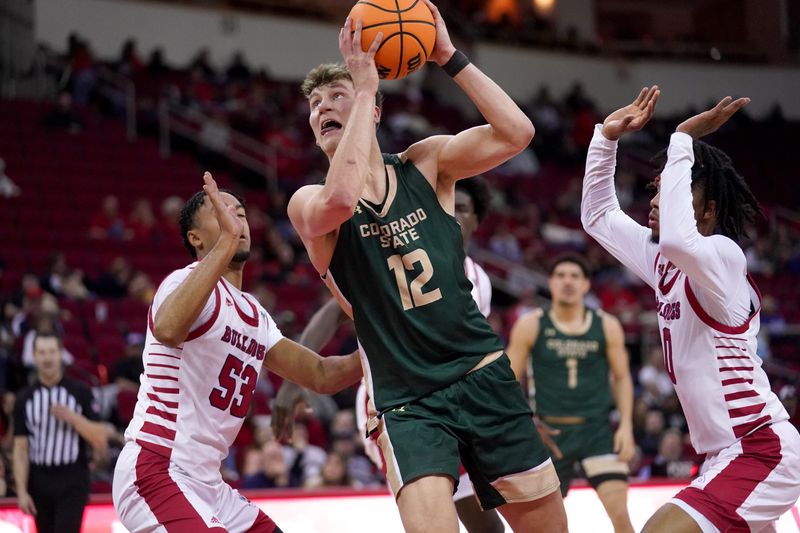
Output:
[602, 86, 660, 141]
[339, 17, 383, 95]
[421, 0, 455, 66]
[202, 172, 243, 239]
[676, 96, 750, 140]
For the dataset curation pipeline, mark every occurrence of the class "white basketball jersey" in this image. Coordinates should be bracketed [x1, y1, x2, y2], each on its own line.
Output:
[124, 263, 284, 482]
[652, 254, 788, 454]
[465, 256, 492, 318]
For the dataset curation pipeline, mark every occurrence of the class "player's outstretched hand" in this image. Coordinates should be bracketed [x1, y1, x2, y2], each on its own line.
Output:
[202, 172, 243, 239]
[339, 16, 382, 96]
[676, 96, 750, 140]
[420, 0, 455, 66]
[602, 86, 660, 141]
[270, 381, 313, 443]
[613, 426, 635, 463]
[533, 416, 563, 460]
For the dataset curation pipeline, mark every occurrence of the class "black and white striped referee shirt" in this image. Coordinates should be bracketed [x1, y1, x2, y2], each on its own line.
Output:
[13, 378, 98, 467]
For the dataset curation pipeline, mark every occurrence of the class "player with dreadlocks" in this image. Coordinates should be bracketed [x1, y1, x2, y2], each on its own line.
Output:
[581, 87, 800, 532]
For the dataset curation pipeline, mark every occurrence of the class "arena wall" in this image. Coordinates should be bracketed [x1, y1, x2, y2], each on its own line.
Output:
[34, 0, 800, 118]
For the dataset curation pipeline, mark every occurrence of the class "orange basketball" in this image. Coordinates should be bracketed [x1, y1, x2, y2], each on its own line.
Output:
[349, 0, 436, 80]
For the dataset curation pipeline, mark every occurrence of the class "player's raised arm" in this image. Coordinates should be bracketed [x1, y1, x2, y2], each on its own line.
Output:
[406, 0, 534, 182]
[153, 172, 241, 347]
[581, 87, 661, 288]
[288, 19, 383, 239]
[657, 96, 753, 298]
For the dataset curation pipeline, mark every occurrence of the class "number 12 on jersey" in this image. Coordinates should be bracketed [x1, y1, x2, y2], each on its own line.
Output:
[387, 249, 442, 311]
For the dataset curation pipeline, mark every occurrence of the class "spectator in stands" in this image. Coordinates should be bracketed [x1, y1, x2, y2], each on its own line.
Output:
[529, 86, 563, 159]
[88, 195, 131, 241]
[127, 198, 157, 242]
[0, 299, 17, 391]
[43, 92, 84, 134]
[146, 48, 170, 76]
[240, 440, 297, 489]
[226, 51, 252, 82]
[198, 111, 231, 169]
[262, 215, 295, 272]
[115, 39, 143, 77]
[488, 220, 523, 262]
[91, 257, 134, 299]
[126, 271, 155, 306]
[67, 39, 96, 106]
[11, 274, 60, 334]
[638, 409, 666, 457]
[638, 346, 674, 407]
[188, 47, 216, 79]
[312, 452, 354, 488]
[111, 332, 144, 393]
[0, 159, 20, 198]
[281, 422, 326, 488]
[324, 409, 379, 486]
[641, 429, 695, 480]
[40, 252, 89, 300]
[159, 195, 184, 239]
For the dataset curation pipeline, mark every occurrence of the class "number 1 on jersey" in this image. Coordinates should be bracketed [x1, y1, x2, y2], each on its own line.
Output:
[565, 358, 578, 389]
[387, 249, 442, 311]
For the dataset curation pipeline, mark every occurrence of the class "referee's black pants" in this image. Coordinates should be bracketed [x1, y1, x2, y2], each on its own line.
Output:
[28, 463, 90, 533]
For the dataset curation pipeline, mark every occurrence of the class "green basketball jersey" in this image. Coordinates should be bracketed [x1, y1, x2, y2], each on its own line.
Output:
[529, 308, 612, 420]
[327, 154, 502, 412]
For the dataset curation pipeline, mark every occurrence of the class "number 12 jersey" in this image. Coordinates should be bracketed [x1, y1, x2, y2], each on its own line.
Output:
[326, 154, 502, 413]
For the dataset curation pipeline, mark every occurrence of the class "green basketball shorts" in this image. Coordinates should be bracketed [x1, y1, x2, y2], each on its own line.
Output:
[371, 354, 559, 510]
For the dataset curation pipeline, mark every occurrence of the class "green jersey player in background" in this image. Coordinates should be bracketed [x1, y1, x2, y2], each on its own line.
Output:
[508, 253, 635, 533]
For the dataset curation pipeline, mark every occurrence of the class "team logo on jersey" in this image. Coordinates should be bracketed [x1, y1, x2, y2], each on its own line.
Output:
[220, 326, 267, 361]
[658, 262, 681, 295]
[657, 301, 681, 321]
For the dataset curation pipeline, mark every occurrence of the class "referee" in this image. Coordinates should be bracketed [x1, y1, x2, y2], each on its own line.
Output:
[12, 331, 108, 533]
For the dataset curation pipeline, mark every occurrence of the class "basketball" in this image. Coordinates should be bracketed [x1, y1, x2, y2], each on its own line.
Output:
[349, 0, 436, 80]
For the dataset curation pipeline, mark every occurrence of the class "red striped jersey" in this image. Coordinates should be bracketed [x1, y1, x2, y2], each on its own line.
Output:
[124, 263, 283, 482]
[653, 255, 787, 454]
[582, 126, 789, 455]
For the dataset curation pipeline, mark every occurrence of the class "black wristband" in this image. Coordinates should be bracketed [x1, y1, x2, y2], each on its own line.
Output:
[442, 50, 469, 77]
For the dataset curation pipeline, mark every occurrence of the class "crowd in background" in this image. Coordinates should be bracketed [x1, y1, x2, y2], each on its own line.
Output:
[0, 33, 798, 497]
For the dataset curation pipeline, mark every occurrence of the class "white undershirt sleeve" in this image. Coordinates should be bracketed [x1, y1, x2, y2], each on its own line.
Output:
[581, 125, 659, 288]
